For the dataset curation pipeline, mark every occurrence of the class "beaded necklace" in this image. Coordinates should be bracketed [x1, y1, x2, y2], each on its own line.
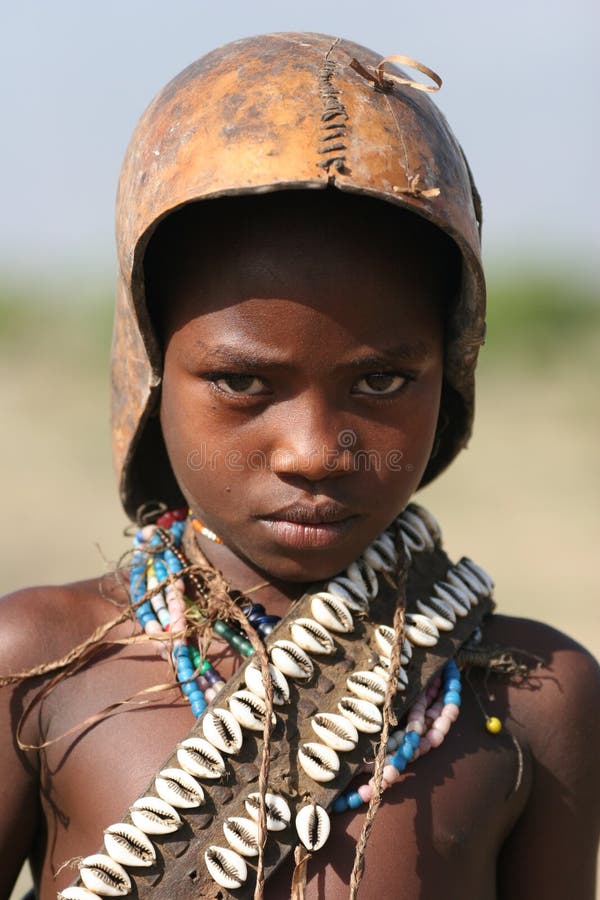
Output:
[127, 507, 485, 820]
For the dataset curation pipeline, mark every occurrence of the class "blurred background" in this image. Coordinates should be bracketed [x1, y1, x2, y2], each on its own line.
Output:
[2, 1, 598, 896]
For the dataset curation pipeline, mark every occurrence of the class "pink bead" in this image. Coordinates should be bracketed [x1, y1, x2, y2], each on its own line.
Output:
[445, 703, 460, 722]
[407, 721, 424, 736]
[427, 701, 443, 719]
[140, 525, 156, 540]
[383, 764, 401, 785]
[428, 727, 445, 748]
[419, 736, 432, 754]
[144, 619, 163, 636]
[358, 784, 373, 803]
[204, 687, 217, 702]
[433, 715, 451, 736]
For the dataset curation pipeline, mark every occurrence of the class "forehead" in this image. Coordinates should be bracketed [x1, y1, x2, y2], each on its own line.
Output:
[144, 190, 458, 337]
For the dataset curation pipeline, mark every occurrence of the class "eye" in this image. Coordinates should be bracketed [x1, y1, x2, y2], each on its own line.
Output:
[209, 373, 268, 396]
[353, 372, 408, 396]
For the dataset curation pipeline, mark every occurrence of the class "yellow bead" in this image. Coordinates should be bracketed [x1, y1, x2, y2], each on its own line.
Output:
[485, 716, 502, 734]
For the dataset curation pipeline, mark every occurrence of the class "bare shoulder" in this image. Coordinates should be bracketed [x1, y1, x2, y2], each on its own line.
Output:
[483, 614, 600, 900]
[0, 574, 129, 678]
[484, 612, 600, 722]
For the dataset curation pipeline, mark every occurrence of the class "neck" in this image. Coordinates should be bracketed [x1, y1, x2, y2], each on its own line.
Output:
[192, 531, 307, 618]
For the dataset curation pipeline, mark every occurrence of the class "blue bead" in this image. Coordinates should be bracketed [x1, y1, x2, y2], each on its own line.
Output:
[181, 680, 198, 696]
[153, 559, 168, 581]
[444, 690, 462, 706]
[177, 662, 195, 675]
[170, 521, 185, 541]
[445, 660, 459, 675]
[401, 742, 414, 761]
[255, 614, 281, 626]
[188, 689, 204, 703]
[446, 678, 462, 692]
[246, 604, 266, 622]
[391, 752, 407, 772]
[191, 700, 207, 717]
[150, 533, 163, 548]
[347, 791, 363, 810]
[165, 549, 183, 574]
[333, 795, 349, 814]
[157, 608, 170, 627]
[172, 645, 190, 661]
[406, 731, 421, 748]
[258, 623, 277, 636]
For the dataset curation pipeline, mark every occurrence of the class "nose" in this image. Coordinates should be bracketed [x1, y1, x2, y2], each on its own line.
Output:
[267, 393, 355, 482]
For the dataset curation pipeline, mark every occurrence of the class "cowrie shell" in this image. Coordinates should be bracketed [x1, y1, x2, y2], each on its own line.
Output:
[434, 581, 470, 617]
[459, 557, 494, 594]
[223, 816, 260, 857]
[245, 792, 291, 831]
[374, 662, 408, 688]
[405, 503, 442, 544]
[311, 712, 359, 751]
[338, 696, 382, 733]
[79, 854, 131, 896]
[372, 532, 398, 566]
[311, 592, 354, 633]
[298, 742, 340, 782]
[362, 544, 387, 571]
[270, 640, 314, 680]
[374, 625, 412, 663]
[204, 845, 248, 890]
[404, 613, 440, 647]
[155, 767, 205, 808]
[346, 559, 378, 598]
[244, 661, 290, 704]
[296, 803, 331, 851]
[229, 690, 276, 731]
[416, 596, 456, 631]
[446, 570, 478, 605]
[326, 577, 369, 612]
[58, 889, 102, 900]
[177, 737, 226, 779]
[203, 707, 243, 754]
[130, 796, 181, 834]
[346, 670, 388, 705]
[399, 519, 428, 552]
[104, 822, 155, 868]
[456, 560, 489, 596]
[399, 508, 435, 550]
[290, 618, 335, 655]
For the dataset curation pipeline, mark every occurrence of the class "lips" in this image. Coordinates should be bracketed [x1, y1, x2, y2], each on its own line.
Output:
[255, 501, 360, 550]
[258, 500, 355, 526]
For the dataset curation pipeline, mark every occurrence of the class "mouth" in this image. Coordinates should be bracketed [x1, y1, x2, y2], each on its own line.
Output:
[255, 501, 360, 550]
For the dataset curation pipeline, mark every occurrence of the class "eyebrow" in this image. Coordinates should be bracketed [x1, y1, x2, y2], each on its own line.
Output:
[195, 340, 430, 369]
[344, 342, 431, 368]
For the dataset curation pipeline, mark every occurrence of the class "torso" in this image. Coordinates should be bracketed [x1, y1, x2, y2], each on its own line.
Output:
[4, 573, 597, 900]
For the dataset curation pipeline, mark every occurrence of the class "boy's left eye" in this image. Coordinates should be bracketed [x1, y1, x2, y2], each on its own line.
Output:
[353, 372, 408, 395]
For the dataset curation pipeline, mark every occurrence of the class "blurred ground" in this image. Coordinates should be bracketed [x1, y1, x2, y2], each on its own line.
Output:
[2, 271, 599, 897]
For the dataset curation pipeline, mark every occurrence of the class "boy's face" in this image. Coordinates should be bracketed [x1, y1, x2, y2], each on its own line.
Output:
[159, 196, 446, 582]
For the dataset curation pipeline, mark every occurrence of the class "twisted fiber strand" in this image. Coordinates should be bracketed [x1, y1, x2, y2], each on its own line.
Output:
[349, 537, 409, 899]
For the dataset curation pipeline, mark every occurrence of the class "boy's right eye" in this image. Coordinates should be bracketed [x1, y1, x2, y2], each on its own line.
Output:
[208, 374, 268, 396]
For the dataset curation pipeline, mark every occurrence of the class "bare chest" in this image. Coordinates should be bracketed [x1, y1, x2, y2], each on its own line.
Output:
[39, 645, 527, 900]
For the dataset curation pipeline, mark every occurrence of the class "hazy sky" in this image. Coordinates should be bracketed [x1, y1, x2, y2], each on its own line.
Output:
[1, 0, 598, 281]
